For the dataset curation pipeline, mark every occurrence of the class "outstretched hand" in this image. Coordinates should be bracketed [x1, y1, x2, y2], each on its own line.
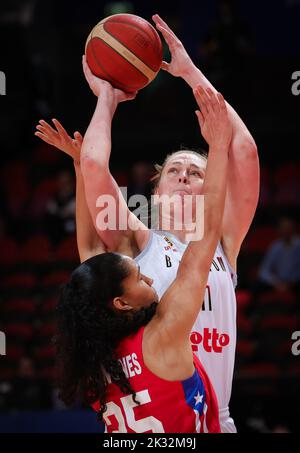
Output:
[35, 119, 83, 161]
[152, 14, 194, 78]
[194, 86, 232, 150]
[82, 55, 137, 103]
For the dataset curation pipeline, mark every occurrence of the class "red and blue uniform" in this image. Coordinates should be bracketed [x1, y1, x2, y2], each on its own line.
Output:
[93, 327, 220, 433]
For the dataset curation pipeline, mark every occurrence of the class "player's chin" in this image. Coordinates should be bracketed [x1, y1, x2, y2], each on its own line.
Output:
[152, 290, 159, 304]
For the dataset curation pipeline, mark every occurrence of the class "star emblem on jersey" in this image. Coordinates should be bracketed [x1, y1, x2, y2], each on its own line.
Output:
[194, 392, 203, 406]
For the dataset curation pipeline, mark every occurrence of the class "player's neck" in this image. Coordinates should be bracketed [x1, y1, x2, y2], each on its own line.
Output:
[158, 213, 197, 244]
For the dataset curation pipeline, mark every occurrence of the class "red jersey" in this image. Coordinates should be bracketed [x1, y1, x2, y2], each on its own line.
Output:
[92, 327, 220, 433]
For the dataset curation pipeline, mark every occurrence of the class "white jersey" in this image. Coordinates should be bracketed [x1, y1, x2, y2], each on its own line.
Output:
[135, 230, 237, 433]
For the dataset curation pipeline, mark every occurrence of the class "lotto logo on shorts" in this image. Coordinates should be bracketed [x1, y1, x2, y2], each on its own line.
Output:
[190, 328, 230, 353]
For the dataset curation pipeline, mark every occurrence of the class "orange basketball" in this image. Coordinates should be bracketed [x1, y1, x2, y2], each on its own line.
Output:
[85, 14, 163, 93]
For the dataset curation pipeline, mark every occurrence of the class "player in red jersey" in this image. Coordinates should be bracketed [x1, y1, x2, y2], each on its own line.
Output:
[55, 86, 231, 433]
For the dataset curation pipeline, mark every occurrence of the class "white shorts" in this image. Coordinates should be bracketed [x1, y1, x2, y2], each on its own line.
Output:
[219, 407, 237, 433]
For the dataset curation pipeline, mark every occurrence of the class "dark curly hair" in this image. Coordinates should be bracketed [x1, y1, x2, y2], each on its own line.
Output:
[54, 253, 157, 420]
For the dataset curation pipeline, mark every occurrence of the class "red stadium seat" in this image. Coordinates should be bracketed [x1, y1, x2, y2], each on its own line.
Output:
[34, 344, 56, 360]
[0, 366, 14, 380]
[1, 272, 37, 290]
[274, 163, 300, 205]
[260, 315, 298, 331]
[38, 366, 58, 380]
[41, 270, 70, 287]
[37, 321, 57, 338]
[1, 161, 31, 219]
[4, 322, 34, 340]
[237, 315, 254, 336]
[236, 290, 252, 311]
[112, 169, 129, 186]
[29, 178, 58, 218]
[54, 235, 79, 262]
[2, 298, 36, 315]
[274, 163, 300, 185]
[21, 234, 52, 264]
[242, 226, 278, 253]
[258, 167, 272, 207]
[41, 297, 59, 313]
[258, 290, 296, 307]
[238, 362, 280, 379]
[277, 340, 295, 357]
[0, 238, 19, 266]
[0, 160, 29, 190]
[32, 142, 62, 165]
[236, 339, 256, 359]
[284, 363, 300, 378]
[5, 344, 24, 360]
[34, 178, 58, 198]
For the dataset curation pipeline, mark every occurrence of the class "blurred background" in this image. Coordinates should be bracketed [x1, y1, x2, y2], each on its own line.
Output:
[0, 0, 300, 433]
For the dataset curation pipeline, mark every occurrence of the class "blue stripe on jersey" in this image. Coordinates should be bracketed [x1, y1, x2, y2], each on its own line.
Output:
[181, 368, 206, 416]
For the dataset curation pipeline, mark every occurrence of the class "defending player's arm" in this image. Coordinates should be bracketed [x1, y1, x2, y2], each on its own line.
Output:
[80, 56, 149, 253]
[74, 161, 106, 262]
[153, 14, 259, 270]
[34, 119, 106, 262]
[144, 87, 231, 376]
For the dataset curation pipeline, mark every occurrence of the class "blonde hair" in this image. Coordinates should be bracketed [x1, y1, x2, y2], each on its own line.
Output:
[151, 148, 208, 188]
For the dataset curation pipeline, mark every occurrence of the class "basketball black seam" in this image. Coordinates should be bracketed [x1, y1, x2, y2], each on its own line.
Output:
[103, 21, 160, 72]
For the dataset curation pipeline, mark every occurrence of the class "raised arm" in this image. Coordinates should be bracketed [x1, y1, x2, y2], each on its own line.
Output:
[80, 56, 149, 254]
[34, 119, 106, 262]
[152, 14, 259, 269]
[144, 87, 231, 377]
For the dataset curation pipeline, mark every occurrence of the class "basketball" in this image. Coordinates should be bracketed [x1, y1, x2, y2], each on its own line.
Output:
[85, 14, 163, 93]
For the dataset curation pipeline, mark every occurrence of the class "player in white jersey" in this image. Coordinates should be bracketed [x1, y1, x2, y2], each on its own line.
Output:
[35, 15, 259, 432]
